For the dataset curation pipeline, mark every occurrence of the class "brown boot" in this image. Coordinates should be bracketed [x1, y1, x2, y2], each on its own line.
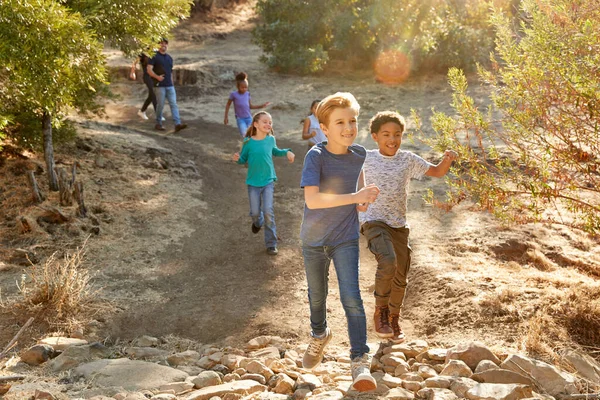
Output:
[373, 306, 394, 338]
[389, 313, 406, 343]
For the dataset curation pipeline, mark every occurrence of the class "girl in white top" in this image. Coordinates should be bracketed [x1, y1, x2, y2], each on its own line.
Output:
[302, 100, 328, 148]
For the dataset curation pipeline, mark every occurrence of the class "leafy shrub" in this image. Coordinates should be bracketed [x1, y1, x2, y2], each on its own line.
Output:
[417, 0, 600, 233]
[1, 111, 78, 151]
[253, 0, 514, 74]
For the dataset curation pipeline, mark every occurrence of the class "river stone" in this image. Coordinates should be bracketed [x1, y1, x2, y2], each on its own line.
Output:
[475, 360, 500, 374]
[445, 342, 500, 371]
[440, 360, 473, 378]
[418, 387, 459, 400]
[185, 380, 267, 400]
[168, 351, 200, 366]
[563, 350, 600, 384]
[21, 344, 55, 366]
[39, 337, 88, 351]
[74, 358, 188, 391]
[501, 354, 577, 397]
[48, 342, 112, 372]
[471, 369, 533, 385]
[465, 383, 533, 400]
[386, 387, 415, 399]
[192, 371, 223, 389]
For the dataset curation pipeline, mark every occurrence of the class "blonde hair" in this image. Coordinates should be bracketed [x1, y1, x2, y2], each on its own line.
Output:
[245, 111, 274, 138]
[315, 92, 360, 126]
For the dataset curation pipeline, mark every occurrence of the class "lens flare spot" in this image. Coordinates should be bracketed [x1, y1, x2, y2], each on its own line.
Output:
[374, 50, 411, 85]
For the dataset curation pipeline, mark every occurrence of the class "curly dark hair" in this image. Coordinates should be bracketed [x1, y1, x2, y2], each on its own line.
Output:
[369, 111, 406, 134]
[235, 71, 248, 82]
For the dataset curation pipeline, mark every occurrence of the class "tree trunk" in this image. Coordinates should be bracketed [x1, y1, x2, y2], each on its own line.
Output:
[57, 167, 73, 206]
[42, 111, 58, 191]
[73, 181, 87, 218]
[26, 171, 45, 204]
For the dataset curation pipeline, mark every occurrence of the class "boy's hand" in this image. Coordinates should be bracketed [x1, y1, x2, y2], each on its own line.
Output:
[443, 150, 458, 162]
[224, 117, 229, 125]
[232, 152, 240, 162]
[287, 151, 295, 163]
[355, 184, 380, 204]
[356, 203, 369, 212]
[263, 102, 271, 108]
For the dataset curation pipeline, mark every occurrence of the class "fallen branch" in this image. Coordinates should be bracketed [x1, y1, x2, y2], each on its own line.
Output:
[26, 171, 45, 204]
[0, 317, 34, 361]
[0, 375, 25, 383]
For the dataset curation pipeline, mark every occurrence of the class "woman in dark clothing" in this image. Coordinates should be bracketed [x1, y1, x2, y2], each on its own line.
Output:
[131, 52, 159, 120]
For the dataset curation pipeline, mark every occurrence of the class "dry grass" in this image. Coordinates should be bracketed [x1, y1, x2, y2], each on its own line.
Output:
[524, 284, 600, 364]
[478, 288, 521, 320]
[9, 241, 106, 335]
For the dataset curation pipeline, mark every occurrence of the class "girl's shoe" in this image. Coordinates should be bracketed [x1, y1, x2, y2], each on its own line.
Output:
[351, 354, 377, 392]
[138, 110, 148, 120]
[266, 247, 278, 256]
[302, 328, 332, 369]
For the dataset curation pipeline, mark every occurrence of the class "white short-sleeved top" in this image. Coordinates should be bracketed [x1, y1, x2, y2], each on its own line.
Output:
[359, 149, 432, 228]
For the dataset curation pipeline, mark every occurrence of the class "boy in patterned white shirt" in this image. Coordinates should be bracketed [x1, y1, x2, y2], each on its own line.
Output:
[359, 111, 457, 342]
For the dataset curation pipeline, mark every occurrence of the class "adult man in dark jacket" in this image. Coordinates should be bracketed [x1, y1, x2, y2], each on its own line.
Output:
[147, 38, 187, 132]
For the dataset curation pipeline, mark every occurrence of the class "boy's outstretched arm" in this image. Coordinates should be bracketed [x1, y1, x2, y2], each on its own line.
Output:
[304, 184, 379, 210]
[250, 100, 271, 109]
[425, 150, 458, 178]
[224, 99, 233, 125]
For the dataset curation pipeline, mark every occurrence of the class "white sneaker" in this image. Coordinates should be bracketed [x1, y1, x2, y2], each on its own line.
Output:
[137, 110, 148, 120]
[351, 353, 376, 392]
[161, 116, 166, 121]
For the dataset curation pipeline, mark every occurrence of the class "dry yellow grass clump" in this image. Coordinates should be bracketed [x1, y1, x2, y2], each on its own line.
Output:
[10, 242, 106, 334]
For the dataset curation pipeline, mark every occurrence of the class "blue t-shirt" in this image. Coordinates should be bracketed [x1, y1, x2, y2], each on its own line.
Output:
[148, 52, 174, 87]
[229, 91, 252, 119]
[300, 142, 366, 247]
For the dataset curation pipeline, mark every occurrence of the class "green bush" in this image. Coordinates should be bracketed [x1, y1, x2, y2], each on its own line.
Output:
[417, 0, 600, 233]
[253, 0, 514, 74]
[2, 111, 78, 151]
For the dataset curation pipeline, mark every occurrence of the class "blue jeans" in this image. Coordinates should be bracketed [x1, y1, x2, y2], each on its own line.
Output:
[248, 183, 277, 248]
[236, 117, 253, 138]
[154, 86, 181, 125]
[302, 239, 370, 359]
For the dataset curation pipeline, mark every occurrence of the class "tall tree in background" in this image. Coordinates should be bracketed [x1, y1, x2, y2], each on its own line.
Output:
[0, 0, 192, 190]
[0, 0, 107, 190]
[417, 0, 600, 233]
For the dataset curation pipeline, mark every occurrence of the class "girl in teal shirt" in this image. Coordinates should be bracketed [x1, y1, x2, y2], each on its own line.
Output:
[233, 112, 295, 255]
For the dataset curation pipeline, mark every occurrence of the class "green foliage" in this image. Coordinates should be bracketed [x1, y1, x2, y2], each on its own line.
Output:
[418, 0, 600, 233]
[253, 0, 514, 74]
[5, 112, 78, 151]
[65, 0, 193, 56]
[0, 0, 108, 122]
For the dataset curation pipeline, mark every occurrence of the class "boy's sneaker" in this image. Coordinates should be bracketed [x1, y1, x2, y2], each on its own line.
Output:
[389, 313, 406, 343]
[266, 247, 278, 256]
[351, 353, 377, 392]
[251, 223, 261, 234]
[155, 124, 166, 131]
[138, 110, 148, 120]
[374, 306, 393, 338]
[302, 328, 332, 370]
[175, 123, 188, 132]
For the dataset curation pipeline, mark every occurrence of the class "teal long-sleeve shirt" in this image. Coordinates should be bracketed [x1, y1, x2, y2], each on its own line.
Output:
[237, 135, 290, 187]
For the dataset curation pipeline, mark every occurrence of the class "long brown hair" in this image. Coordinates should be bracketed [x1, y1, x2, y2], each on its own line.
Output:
[245, 111, 274, 138]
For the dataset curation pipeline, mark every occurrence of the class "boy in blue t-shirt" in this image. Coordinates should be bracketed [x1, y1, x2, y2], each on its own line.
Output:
[300, 92, 380, 392]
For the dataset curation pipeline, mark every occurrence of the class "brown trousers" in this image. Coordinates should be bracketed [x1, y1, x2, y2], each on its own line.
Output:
[361, 221, 411, 315]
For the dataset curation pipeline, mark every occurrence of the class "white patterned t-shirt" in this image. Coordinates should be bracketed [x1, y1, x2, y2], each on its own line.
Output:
[359, 149, 432, 228]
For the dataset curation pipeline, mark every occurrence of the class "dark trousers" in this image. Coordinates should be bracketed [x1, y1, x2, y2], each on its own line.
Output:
[141, 74, 157, 112]
[361, 221, 411, 315]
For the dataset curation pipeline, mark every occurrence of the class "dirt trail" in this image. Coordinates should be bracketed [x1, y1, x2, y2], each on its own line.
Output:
[3, 3, 599, 359]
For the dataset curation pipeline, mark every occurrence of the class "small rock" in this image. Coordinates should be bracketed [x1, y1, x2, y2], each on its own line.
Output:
[168, 350, 200, 366]
[465, 383, 532, 400]
[135, 336, 160, 347]
[192, 371, 223, 389]
[21, 344, 55, 366]
[38, 337, 87, 352]
[240, 373, 266, 385]
[440, 360, 473, 378]
[418, 387, 459, 400]
[445, 342, 500, 371]
[475, 360, 500, 374]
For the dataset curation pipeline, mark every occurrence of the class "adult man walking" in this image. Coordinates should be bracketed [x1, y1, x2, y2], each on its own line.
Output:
[147, 38, 187, 132]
